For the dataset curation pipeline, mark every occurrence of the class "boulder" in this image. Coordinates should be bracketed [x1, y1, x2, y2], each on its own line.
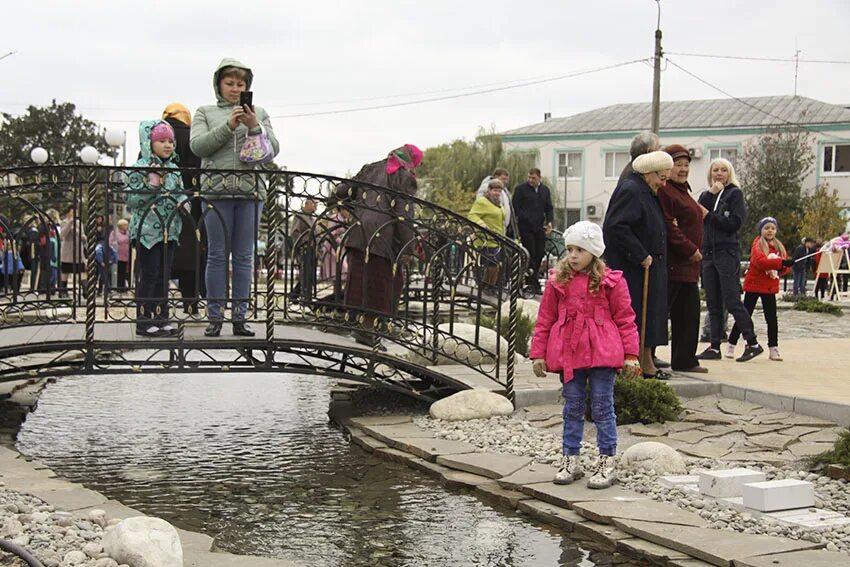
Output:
[621, 441, 687, 474]
[430, 390, 514, 421]
[102, 516, 182, 567]
[500, 298, 540, 324]
[436, 323, 509, 365]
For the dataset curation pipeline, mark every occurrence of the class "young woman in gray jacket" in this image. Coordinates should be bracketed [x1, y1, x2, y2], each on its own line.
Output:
[190, 58, 279, 337]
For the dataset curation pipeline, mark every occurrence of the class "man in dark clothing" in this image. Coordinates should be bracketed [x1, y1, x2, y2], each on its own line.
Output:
[512, 168, 553, 293]
[791, 238, 816, 295]
[658, 144, 708, 373]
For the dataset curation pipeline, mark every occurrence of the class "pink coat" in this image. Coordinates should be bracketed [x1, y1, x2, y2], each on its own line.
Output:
[529, 268, 639, 382]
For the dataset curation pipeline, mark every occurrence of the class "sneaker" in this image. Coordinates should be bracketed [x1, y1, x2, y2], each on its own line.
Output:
[587, 455, 617, 489]
[554, 455, 583, 485]
[160, 324, 177, 336]
[136, 325, 167, 338]
[725, 344, 736, 359]
[696, 347, 721, 360]
[769, 347, 783, 361]
[736, 344, 764, 362]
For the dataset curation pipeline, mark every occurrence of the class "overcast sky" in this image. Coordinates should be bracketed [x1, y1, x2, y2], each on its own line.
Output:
[3, 0, 849, 176]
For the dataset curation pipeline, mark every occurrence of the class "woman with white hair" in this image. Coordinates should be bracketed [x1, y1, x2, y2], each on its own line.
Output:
[696, 158, 763, 363]
[603, 150, 672, 379]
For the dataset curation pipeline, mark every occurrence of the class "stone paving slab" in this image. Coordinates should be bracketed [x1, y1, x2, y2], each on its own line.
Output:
[185, 551, 301, 566]
[28, 486, 108, 511]
[435, 452, 531, 479]
[724, 451, 795, 466]
[733, 549, 850, 567]
[628, 423, 670, 437]
[576, 500, 707, 527]
[682, 412, 740, 425]
[679, 440, 734, 459]
[741, 423, 788, 436]
[800, 427, 845, 443]
[572, 521, 633, 549]
[516, 499, 586, 532]
[717, 399, 763, 415]
[616, 537, 691, 564]
[670, 429, 720, 444]
[349, 431, 387, 453]
[747, 433, 797, 451]
[667, 421, 705, 432]
[781, 425, 821, 438]
[475, 482, 530, 508]
[668, 559, 716, 567]
[441, 470, 493, 490]
[72, 500, 145, 522]
[496, 462, 559, 490]
[359, 423, 434, 445]
[614, 519, 823, 567]
[519, 481, 650, 509]
[348, 415, 412, 427]
[788, 442, 834, 458]
[386, 437, 478, 462]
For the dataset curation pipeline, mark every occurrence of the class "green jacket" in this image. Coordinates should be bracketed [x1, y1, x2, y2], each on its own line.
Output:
[468, 195, 505, 248]
[189, 58, 280, 201]
[126, 120, 188, 250]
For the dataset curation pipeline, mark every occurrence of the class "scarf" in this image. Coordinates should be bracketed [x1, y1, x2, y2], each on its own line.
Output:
[385, 144, 423, 175]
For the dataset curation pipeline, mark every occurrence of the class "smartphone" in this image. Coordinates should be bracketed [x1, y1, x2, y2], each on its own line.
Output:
[239, 91, 253, 110]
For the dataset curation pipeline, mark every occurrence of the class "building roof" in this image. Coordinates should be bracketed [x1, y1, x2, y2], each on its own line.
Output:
[502, 96, 850, 137]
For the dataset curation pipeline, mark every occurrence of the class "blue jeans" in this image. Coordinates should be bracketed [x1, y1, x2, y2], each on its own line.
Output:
[792, 269, 807, 295]
[562, 368, 617, 456]
[203, 199, 263, 322]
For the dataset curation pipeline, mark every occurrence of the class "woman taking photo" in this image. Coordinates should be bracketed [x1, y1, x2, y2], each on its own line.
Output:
[190, 58, 279, 337]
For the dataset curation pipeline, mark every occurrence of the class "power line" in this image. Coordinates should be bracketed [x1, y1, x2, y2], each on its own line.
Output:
[666, 51, 850, 65]
[665, 57, 850, 142]
[269, 58, 651, 119]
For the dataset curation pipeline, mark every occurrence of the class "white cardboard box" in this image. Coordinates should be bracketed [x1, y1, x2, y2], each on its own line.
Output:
[742, 479, 815, 512]
[698, 468, 766, 498]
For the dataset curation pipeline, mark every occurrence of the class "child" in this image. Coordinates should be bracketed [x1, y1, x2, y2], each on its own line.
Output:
[791, 237, 816, 296]
[94, 236, 117, 295]
[727, 217, 793, 361]
[127, 120, 187, 337]
[529, 221, 639, 489]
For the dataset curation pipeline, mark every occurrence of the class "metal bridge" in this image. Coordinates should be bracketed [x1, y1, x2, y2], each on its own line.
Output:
[0, 165, 527, 403]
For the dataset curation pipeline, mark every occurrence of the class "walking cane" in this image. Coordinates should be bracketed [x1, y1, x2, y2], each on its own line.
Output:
[639, 265, 650, 356]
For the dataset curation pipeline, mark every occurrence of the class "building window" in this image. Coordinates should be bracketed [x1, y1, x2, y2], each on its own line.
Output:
[604, 151, 630, 179]
[709, 147, 738, 165]
[823, 144, 850, 174]
[557, 152, 582, 179]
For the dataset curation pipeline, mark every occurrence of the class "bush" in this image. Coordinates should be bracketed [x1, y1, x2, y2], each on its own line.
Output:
[480, 311, 535, 357]
[792, 296, 844, 316]
[808, 427, 850, 468]
[613, 375, 683, 425]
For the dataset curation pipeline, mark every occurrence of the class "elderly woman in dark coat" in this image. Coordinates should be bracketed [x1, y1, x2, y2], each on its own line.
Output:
[602, 150, 673, 379]
[335, 144, 422, 349]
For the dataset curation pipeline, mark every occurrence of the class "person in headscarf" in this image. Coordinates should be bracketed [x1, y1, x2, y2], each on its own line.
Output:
[335, 144, 422, 349]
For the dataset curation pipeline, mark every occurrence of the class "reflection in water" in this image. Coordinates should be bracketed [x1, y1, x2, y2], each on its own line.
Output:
[18, 373, 601, 566]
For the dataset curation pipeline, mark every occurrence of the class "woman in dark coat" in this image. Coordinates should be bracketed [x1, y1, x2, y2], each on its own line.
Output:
[335, 144, 422, 349]
[602, 150, 672, 379]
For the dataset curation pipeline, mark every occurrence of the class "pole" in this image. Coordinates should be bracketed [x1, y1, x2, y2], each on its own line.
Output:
[639, 266, 650, 355]
[651, 0, 662, 134]
[563, 167, 568, 230]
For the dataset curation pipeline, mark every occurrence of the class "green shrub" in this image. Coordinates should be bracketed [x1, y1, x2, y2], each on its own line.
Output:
[808, 427, 850, 468]
[613, 375, 683, 425]
[480, 311, 535, 357]
[792, 297, 844, 316]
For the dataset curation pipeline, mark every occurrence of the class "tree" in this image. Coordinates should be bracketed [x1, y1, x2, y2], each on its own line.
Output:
[418, 127, 538, 213]
[800, 183, 846, 243]
[738, 128, 814, 250]
[0, 100, 113, 167]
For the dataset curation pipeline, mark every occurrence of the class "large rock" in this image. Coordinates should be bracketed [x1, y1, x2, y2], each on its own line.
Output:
[620, 441, 687, 474]
[102, 516, 183, 567]
[499, 298, 540, 324]
[430, 390, 514, 421]
[436, 323, 509, 365]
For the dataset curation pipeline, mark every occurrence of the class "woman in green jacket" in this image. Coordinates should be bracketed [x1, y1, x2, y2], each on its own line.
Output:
[190, 58, 279, 337]
[468, 179, 506, 287]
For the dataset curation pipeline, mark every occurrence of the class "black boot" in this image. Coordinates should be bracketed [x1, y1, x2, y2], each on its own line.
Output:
[205, 322, 222, 337]
[232, 321, 255, 337]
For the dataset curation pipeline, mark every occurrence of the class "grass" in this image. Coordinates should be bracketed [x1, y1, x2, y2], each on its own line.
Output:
[808, 427, 850, 468]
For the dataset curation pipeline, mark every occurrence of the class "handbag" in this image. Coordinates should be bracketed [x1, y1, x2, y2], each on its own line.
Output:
[239, 126, 274, 164]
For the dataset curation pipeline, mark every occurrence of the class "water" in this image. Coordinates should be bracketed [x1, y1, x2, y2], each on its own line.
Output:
[16, 373, 607, 566]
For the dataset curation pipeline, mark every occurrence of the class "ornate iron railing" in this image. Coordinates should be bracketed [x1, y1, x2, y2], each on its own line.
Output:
[0, 165, 527, 402]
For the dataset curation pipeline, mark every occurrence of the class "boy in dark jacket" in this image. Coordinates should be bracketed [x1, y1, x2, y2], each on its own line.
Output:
[791, 237, 816, 296]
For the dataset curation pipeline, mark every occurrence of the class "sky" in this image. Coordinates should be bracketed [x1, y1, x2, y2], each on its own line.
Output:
[2, 0, 850, 176]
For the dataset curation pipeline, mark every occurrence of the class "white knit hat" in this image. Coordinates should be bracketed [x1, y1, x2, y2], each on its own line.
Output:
[633, 150, 674, 174]
[563, 221, 605, 258]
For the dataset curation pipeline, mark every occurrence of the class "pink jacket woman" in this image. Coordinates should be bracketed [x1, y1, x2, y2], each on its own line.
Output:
[529, 268, 639, 382]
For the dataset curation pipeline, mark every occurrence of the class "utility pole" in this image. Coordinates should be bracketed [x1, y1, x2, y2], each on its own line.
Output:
[651, 0, 662, 134]
[793, 49, 801, 97]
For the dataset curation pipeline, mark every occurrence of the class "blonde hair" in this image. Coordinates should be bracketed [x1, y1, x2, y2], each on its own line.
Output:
[707, 158, 740, 187]
[553, 254, 607, 294]
[757, 222, 787, 258]
[117, 218, 129, 228]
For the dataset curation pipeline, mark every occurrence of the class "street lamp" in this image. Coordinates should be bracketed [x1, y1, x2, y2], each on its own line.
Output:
[104, 129, 126, 166]
[30, 147, 48, 165]
[80, 146, 99, 165]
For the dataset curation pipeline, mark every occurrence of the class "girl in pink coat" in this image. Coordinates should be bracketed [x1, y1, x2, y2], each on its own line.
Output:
[530, 221, 640, 489]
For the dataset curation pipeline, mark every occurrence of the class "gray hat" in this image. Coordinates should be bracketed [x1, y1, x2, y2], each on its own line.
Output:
[633, 150, 674, 174]
[563, 221, 605, 258]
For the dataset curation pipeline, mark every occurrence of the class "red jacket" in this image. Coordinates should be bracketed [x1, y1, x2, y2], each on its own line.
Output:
[743, 238, 789, 294]
[658, 180, 704, 283]
[530, 268, 639, 382]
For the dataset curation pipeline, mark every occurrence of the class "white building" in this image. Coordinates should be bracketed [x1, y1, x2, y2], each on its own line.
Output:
[502, 96, 850, 229]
